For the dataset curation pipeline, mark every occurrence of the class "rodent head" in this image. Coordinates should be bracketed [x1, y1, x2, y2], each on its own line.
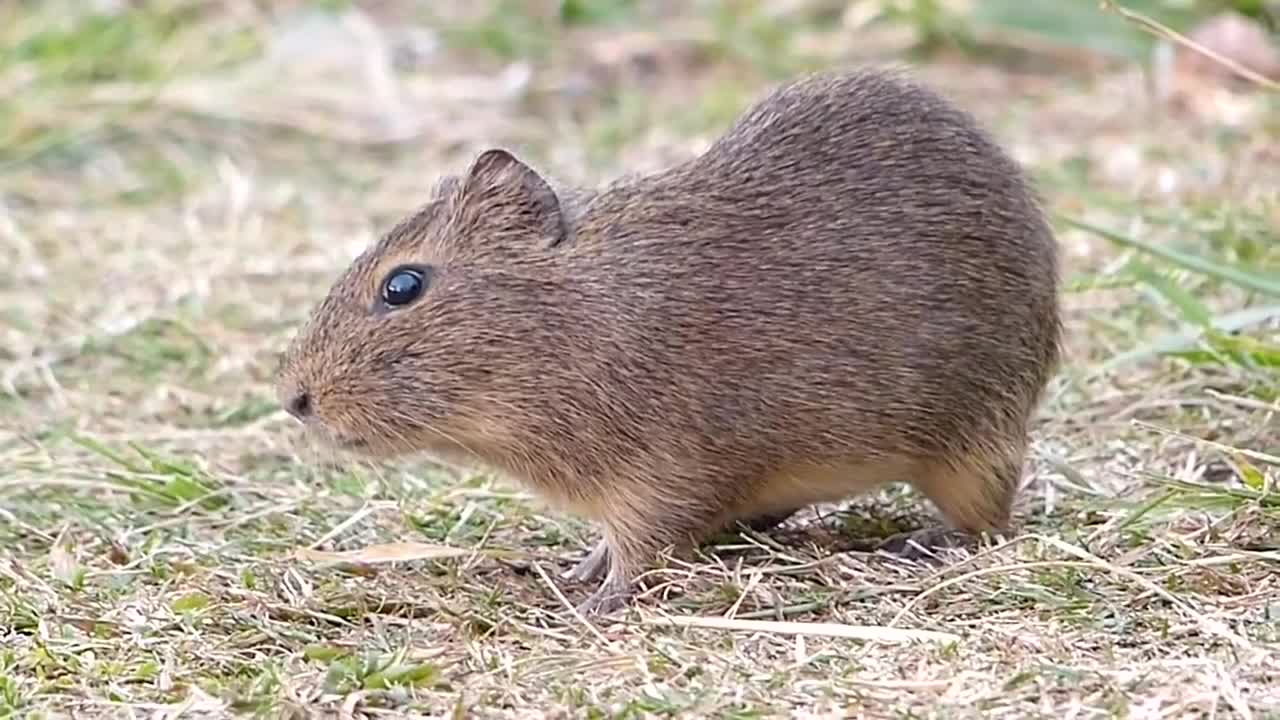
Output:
[274, 148, 573, 460]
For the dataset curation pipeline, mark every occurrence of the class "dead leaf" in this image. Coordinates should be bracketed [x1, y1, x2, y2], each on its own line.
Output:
[294, 542, 476, 565]
[49, 542, 81, 587]
[107, 539, 130, 566]
[645, 616, 961, 645]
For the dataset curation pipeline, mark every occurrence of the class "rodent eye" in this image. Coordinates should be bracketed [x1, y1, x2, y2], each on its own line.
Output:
[380, 265, 430, 308]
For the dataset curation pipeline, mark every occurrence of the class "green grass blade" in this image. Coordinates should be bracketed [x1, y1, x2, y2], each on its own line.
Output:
[1125, 258, 1214, 327]
[1093, 304, 1280, 375]
[1059, 216, 1280, 297]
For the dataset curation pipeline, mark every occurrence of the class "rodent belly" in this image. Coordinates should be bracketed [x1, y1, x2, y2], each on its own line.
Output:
[743, 457, 919, 518]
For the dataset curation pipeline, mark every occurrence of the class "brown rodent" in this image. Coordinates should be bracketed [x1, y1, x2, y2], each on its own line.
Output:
[275, 66, 1062, 616]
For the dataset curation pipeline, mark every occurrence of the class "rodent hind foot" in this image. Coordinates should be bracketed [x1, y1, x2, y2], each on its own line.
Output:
[737, 508, 801, 533]
[877, 527, 979, 562]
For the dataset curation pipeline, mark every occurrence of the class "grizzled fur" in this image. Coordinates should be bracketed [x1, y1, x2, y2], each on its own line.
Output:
[276, 67, 1063, 615]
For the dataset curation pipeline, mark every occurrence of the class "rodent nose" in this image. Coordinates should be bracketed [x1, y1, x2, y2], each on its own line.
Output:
[284, 390, 312, 421]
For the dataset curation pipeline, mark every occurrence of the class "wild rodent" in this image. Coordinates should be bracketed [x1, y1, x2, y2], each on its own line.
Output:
[275, 66, 1062, 616]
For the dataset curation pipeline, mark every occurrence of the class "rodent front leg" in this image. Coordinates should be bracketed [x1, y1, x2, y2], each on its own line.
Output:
[564, 504, 794, 588]
[573, 490, 725, 616]
[561, 538, 610, 583]
[573, 550, 634, 616]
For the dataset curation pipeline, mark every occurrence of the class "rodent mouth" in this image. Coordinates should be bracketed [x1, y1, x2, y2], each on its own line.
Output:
[308, 422, 428, 460]
[333, 434, 370, 451]
[308, 426, 373, 453]
[325, 430, 414, 460]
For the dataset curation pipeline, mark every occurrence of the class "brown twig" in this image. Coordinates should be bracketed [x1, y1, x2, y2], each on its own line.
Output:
[1101, 0, 1280, 91]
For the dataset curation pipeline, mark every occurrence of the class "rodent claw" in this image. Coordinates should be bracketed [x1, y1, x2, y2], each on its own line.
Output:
[877, 527, 976, 561]
[574, 581, 631, 617]
[561, 539, 610, 583]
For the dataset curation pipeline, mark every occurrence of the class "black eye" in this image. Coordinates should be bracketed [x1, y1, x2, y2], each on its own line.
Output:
[381, 266, 429, 307]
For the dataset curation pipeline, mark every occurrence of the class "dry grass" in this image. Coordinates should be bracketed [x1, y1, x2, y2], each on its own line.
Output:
[1, 1, 1278, 718]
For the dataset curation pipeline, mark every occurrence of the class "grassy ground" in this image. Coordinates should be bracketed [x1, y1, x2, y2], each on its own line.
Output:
[2, 1, 1278, 717]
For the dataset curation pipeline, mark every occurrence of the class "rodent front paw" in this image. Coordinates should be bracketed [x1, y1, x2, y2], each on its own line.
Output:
[574, 577, 632, 617]
[561, 539, 610, 583]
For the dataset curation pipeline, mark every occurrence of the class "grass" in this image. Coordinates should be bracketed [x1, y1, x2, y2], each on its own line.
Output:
[2, 0, 1279, 717]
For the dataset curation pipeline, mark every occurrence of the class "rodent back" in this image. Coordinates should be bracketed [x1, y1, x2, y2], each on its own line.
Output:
[561, 68, 1061, 457]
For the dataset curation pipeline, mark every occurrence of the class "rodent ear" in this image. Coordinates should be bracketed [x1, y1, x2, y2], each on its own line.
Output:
[462, 148, 567, 248]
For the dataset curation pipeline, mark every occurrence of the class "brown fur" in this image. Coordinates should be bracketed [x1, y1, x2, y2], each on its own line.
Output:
[275, 67, 1063, 615]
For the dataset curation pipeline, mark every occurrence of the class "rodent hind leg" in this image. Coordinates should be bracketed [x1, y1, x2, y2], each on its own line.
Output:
[735, 507, 803, 533]
[888, 453, 1020, 559]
